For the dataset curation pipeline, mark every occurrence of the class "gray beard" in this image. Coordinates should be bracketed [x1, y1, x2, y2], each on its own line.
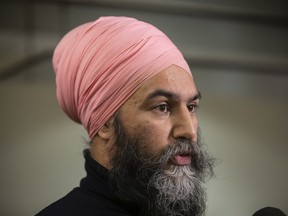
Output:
[108, 116, 214, 216]
[152, 165, 205, 216]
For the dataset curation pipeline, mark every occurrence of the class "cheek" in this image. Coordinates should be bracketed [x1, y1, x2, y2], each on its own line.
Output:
[194, 117, 199, 130]
[134, 121, 170, 155]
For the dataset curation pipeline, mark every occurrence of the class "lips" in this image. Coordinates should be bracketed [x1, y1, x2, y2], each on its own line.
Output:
[170, 154, 192, 166]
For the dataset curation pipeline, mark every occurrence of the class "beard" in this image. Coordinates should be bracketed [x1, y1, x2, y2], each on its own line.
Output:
[108, 115, 215, 216]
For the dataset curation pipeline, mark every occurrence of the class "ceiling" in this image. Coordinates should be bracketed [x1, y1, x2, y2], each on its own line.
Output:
[0, 0, 288, 81]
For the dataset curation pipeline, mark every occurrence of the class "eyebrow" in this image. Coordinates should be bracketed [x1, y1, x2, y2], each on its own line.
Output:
[145, 89, 202, 102]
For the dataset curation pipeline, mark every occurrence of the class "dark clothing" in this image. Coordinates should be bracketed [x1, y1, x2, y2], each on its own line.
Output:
[36, 151, 139, 216]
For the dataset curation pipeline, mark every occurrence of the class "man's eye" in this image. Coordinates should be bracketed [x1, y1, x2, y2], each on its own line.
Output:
[156, 104, 169, 112]
[187, 104, 198, 113]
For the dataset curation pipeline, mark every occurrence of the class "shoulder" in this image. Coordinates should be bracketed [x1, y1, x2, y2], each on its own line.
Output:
[35, 187, 132, 216]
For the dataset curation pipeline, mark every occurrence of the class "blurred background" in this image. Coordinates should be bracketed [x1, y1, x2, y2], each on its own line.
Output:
[0, 0, 287, 215]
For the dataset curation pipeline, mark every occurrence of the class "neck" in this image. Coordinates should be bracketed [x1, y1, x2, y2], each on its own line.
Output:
[90, 135, 116, 170]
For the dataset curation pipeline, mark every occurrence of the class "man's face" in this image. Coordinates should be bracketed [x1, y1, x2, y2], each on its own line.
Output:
[108, 65, 214, 216]
[118, 65, 199, 159]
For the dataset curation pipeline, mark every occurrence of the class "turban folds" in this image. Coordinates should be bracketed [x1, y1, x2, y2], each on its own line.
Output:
[53, 16, 191, 139]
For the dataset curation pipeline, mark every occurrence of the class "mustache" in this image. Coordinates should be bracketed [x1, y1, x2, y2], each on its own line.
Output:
[139, 138, 214, 182]
[142, 139, 200, 164]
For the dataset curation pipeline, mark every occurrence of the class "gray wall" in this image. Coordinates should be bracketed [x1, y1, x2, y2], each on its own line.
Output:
[0, 1, 287, 215]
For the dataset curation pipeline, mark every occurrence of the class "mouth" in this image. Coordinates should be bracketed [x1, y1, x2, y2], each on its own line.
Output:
[170, 153, 192, 166]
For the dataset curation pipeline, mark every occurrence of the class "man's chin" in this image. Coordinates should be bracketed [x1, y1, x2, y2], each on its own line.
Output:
[163, 164, 192, 178]
[148, 166, 205, 216]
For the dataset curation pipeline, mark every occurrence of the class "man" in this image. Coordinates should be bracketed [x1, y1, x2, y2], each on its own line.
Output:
[36, 16, 214, 216]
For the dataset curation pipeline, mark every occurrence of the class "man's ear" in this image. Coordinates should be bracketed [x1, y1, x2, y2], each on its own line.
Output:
[98, 117, 114, 140]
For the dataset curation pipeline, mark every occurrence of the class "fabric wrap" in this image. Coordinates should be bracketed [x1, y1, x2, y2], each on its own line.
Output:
[53, 16, 191, 139]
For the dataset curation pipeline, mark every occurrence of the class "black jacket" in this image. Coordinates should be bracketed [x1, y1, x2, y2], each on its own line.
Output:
[36, 151, 139, 216]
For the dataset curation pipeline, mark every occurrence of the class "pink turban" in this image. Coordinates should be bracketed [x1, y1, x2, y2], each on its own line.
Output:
[53, 16, 191, 139]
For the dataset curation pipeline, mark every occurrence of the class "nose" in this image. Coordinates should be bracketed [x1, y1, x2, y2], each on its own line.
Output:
[172, 107, 198, 142]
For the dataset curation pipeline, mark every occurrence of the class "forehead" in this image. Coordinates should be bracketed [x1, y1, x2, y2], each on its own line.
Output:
[126, 65, 197, 104]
